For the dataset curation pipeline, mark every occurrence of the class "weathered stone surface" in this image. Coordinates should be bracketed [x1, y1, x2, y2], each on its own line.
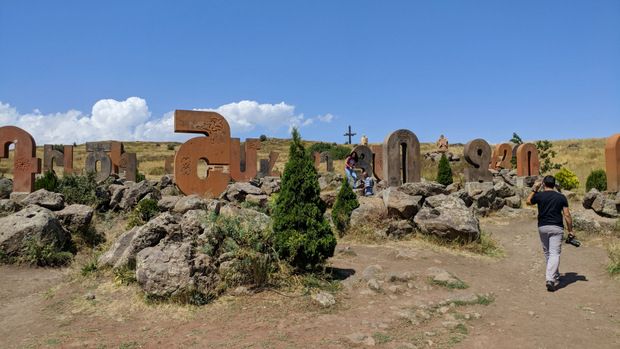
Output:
[0, 199, 20, 213]
[493, 181, 516, 198]
[463, 139, 493, 183]
[470, 188, 497, 208]
[445, 182, 461, 194]
[54, 204, 93, 232]
[21, 189, 65, 210]
[159, 174, 175, 189]
[400, 181, 448, 197]
[108, 186, 127, 210]
[345, 333, 375, 345]
[320, 190, 338, 208]
[0, 126, 41, 193]
[172, 195, 206, 214]
[504, 195, 522, 209]
[499, 206, 536, 218]
[516, 143, 541, 177]
[136, 241, 220, 297]
[219, 204, 271, 229]
[451, 190, 473, 207]
[583, 188, 603, 209]
[260, 176, 281, 195]
[383, 188, 421, 219]
[311, 292, 336, 307]
[388, 219, 415, 239]
[180, 209, 208, 236]
[0, 205, 66, 256]
[383, 129, 421, 187]
[572, 210, 618, 234]
[245, 194, 270, 207]
[414, 195, 480, 240]
[350, 197, 388, 226]
[0, 178, 12, 199]
[119, 181, 161, 210]
[99, 212, 179, 269]
[224, 182, 265, 202]
[591, 196, 618, 217]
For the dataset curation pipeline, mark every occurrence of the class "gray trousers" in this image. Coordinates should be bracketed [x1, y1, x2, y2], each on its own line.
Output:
[538, 225, 564, 282]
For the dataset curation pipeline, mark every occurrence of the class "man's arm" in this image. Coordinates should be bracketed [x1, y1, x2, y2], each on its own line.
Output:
[526, 182, 542, 205]
[563, 206, 574, 238]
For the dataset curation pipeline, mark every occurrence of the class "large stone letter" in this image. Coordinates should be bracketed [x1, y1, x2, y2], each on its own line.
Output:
[605, 133, 620, 192]
[516, 143, 540, 177]
[174, 110, 231, 198]
[257, 152, 280, 178]
[310, 151, 321, 171]
[352, 145, 373, 174]
[320, 151, 334, 172]
[489, 143, 513, 170]
[85, 142, 113, 181]
[165, 154, 175, 174]
[44, 144, 78, 174]
[230, 138, 260, 182]
[463, 139, 493, 183]
[0, 126, 41, 193]
[371, 145, 383, 181]
[382, 129, 420, 187]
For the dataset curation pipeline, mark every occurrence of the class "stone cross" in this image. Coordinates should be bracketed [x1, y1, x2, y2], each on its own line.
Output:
[344, 125, 356, 145]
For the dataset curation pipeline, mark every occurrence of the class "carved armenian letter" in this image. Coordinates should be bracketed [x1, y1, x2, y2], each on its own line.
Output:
[85, 142, 113, 181]
[463, 139, 493, 183]
[0, 126, 41, 192]
[605, 133, 620, 192]
[489, 143, 513, 170]
[382, 129, 420, 187]
[371, 145, 383, 181]
[319, 151, 334, 172]
[352, 145, 373, 174]
[516, 143, 541, 177]
[230, 138, 260, 182]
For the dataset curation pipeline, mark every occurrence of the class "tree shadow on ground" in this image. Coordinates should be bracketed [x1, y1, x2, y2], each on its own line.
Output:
[555, 272, 588, 291]
[326, 267, 356, 281]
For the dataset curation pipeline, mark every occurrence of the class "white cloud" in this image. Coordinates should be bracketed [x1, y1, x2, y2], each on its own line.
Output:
[317, 113, 335, 122]
[0, 98, 329, 144]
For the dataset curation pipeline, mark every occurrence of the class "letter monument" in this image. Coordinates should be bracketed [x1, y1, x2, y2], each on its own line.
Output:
[489, 143, 513, 171]
[463, 138, 493, 184]
[174, 110, 231, 198]
[606, 133, 620, 192]
[382, 129, 420, 187]
[0, 126, 41, 193]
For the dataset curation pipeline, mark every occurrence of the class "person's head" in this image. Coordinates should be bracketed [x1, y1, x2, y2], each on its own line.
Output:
[363, 171, 369, 178]
[543, 175, 555, 189]
[350, 151, 358, 160]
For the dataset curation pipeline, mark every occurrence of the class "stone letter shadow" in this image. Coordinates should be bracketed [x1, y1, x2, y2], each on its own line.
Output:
[555, 272, 587, 291]
[326, 267, 356, 281]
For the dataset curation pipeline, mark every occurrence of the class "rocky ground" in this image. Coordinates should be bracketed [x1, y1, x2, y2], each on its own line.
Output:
[1, 215, 618, 349]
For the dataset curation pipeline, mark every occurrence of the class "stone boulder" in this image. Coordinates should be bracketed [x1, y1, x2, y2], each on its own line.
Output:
[260, 176, 281, 195]
[173, 195, 206, 214]
[413, 195, 480, 240]
[158, 196, 181, 212]
[591, 195, 618, 218]
[451, 190, 473, 207]
[0, 205, 66, 256]
[498, 206, 536, 218]
[572, 210, 618, 234]
[504, 195, 522, 209]
[99, 212, 180, 269]
[180, 209, 209, 236]
[583, 188, 603, 209]
[350, 196, 388, 226]
[245, 194, 270, 208]
[387, 219, 415, 239]
[0, 199, 20, 214]
[383, 187, 422, 219]
[399, 181, 449, 197]
[21, 189, 65, 210]
[320, 191, 338, 208]
[54, 204, 94, 233]
[224, 182, 265, 202]
[219, 203, 271, 230]
[0, 178, 12, 199]
[493, 181, 516, 198]
[119, 181, 161, 210]
[136, 241, 220, 297]
[159, 174, 175, 189]
[469, 187, 497, 209]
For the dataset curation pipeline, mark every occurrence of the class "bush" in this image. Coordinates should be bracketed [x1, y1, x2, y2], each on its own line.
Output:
[332, 179, 359, 236]
[25, 238, 73, 267]
[436, 153, 453, 185]
[307, 142, 333, 155]
[555, 167, 579, 190]
[272, 128, 337, 270]
[56, 172, 105, 207]
[126, 199, 160, 229]
[306, 142, 350, 160]
[586, 169, 607, 192]
[167, 144, 175, 150]
[35, 170, 59, 191]
[52, 144, 64, 153]
[259, 134, 267, 142]
[135, 169, 146, 183]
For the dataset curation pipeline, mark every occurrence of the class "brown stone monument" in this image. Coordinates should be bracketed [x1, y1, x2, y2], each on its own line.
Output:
[605, 133, 620, 192]
[352, 145, 373, 175]
[108, 141, 124, 174]
[257, 151, 280, 178]
[360, 134, 368, 146]
[230, 138, 260, 182]
[516, 143, 541, 177]
[85, 142, 112, 181]
[382, 129, 420, 187]
[119, 152, 137, 182]
[174, 110, 231, 198]
[371, 145, 383, 181]
[165, 154, 175, 174]
[436, 135, 449, 153]
[463, 139, 493, 183]
[489, 143, 513, 170]
[0, 126, 41, 193]
[310, 151, 321, 171]
[319, 151, 334, 172]
[44, 144, 77, 174]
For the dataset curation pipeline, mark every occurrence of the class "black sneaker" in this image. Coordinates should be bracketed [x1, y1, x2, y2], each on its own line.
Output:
[546, 281, 555, 292]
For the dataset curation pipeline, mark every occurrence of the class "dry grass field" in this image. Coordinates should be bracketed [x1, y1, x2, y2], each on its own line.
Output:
[0, 137, 610, 194]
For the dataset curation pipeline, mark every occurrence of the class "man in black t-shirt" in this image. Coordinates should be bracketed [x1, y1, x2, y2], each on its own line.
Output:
[526, 175, 574, 292]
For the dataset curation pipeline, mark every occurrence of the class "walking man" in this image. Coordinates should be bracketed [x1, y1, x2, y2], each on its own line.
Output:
[526, 175, 574, 291]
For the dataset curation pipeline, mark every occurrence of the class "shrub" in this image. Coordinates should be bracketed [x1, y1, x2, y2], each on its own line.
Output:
[56, 172, 104, 206]
[259, 134, 267, 142]
[25, 238, 73, 267]
[332, 179, 359, 236]
[167, 144, 175, 150]
[331, 145, 351, 160]
[306, 142, 350, 160]
[126, 199, 160, 229]
[35, 170, 59, 191]
[307, 142, 333, 155]
[272, 128, 337, 270]
[436, 153, 453, 185]
[135, 169, 146, 183]
[52, 144, 64, 153]
[535, 140, 565, 174]
[555, 167, 579, 190]
[586, 169, 607, 192]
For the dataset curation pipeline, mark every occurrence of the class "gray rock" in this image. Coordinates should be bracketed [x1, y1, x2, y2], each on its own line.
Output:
[158, 196, 181, 212]
[591, 196, 618, 218]
[399, 181, 449, 197]
[362, 264, 383, 279]
[498, 206, 537, 218]
[159, 174, 175, 188]
[54, 204, 94, 233]
[414, 195, 480, 240]
[0, 178, 12, 198]
[562, 190, 577, 201]
[109, 186, 127, 210]
[180, 209, 209, 236]
[136, 241, 220, 297]
[383, 188, 422, 219]
[572, 210, 618, 234]
[396, 249, 418, 259]
[245, 194, 270, 207]
[388, 219, 415, 239]
[442, 321, 460, 329]
[350, 197, 387, 226]
[451, 189, 473, 207]
[0, 205, 66, 256]
[311, 292, 336, 307]
[219, 204, 272, 230]
[367, 278, 381, 291]
[493, 181, 516, 198]
[225, 182, 265, 202]
[260, 176, 281, 195]
[21, 189, 65, 210]
[320, 191, 338, 208]
[173, 195, 206, 214]
[583, 188, 602, 209]
[504, 195, 522, 209]
[119, 181, 161, 210]
[0, 199, 20, 214]
[345, 333, 375, 345]
[445, 183, 461, 194]
[396, 310, 419, 325]
[99, 212, 180, 269]
[470, 187, 496, 208]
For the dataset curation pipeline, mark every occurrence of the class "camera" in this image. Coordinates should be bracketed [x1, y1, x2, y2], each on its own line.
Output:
[565, 236, 580, 247]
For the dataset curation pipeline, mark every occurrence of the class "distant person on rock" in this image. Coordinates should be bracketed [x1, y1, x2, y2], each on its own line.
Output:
[345, 151, 359, 188]
[362, 171, 374, 196]
[526, 175, 574, 292]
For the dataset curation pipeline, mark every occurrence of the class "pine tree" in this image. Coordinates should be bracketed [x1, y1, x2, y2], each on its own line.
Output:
[332, 178, 359, 237]
[272, 128, 337, 270]
[436, 153, 453, 185]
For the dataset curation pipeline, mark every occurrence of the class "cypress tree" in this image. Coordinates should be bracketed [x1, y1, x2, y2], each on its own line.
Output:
[436, 153, 453, 185]
[272, 128, 337, 270]
[332, 178, 359, 237]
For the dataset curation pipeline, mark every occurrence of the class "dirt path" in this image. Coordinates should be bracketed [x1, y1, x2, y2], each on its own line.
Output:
[1, 217, 618, 348]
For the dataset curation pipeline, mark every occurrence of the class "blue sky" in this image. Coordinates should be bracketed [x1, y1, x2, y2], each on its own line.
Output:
[1, 1, 618, 145]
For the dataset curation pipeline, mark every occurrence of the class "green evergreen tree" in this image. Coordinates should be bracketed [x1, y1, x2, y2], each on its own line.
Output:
[586, 169, 607, 192]
[35, 170, 59, 192]
[332, 178, 359, 237]
[272, 128, 337, 270]
[436, 153, 453, 185]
